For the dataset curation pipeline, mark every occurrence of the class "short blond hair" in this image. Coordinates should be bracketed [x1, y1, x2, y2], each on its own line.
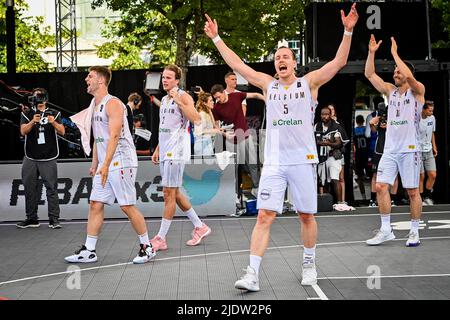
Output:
[164, 64, 182, 80]
[88, 66, 112, 86]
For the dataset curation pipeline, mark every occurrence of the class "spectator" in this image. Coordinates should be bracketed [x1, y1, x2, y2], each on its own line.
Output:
[353, 114, 370, 200]
[327, 103, 349, 204]
[193, 92, 224, 156]
[224, 71, 247, 116]
[133, 114, 152, 156]
[315, 106, 345, 207]
[16, 88, 65, 229]
[368, 102, 399, 207]
[125, 92, 143, 134]
[210, 84, 264, 197]
[419, 100, 437, 205]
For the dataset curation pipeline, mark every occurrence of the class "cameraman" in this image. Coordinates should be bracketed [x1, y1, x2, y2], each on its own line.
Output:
[16, 88, 65, 229]
[315, 106, 345, 205]
[368, 102, 398, 207]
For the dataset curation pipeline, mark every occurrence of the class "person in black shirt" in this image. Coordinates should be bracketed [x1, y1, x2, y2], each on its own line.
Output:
[368, 102, 399, 207]
[133, 114, 151, 156]
[353, 115, 370, 200]
[125, 92, 143, 134]
[16, 88, 65, 229]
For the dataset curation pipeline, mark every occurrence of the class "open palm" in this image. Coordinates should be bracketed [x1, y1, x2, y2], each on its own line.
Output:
[369, 34, 382, 53]
[341, 3, 359, 30]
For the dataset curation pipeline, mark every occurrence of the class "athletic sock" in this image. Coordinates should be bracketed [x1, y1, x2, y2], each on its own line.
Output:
[184, 207, 203, 228]
[249, 255, 262, 276]
[303, 246, 316, 265]
[85, 235, 98, 251]
[411, 219, 420, 234]
[157, 218, 172, 239]
[380, 215, 391, 232]
[139, 233, 150, 246]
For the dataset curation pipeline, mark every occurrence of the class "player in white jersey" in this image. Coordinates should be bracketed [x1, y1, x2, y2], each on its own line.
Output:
[150, 64, 212, 252]
[419, 101, 437, 205]
[205, 4, 359, 291]
[364, 35, 426, 247]
[65, 66, 156, 264]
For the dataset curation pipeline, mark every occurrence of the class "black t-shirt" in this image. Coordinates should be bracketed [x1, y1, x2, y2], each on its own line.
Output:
[375, 126, 386, 155]
[353, 126, 368, 157]
[20, 107, 62, 160]
[374, 107, 388, 155]
[134, 133, 151, 152]
[126, 104, 134, 135]
[126, 104, 144, 135]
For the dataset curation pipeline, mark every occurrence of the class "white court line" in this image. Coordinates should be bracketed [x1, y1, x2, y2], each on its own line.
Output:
[1, 235, 450, 287]
[1, 210, 449, 227]
[311, 284, 329, 300]
[318, 273, 450, 280]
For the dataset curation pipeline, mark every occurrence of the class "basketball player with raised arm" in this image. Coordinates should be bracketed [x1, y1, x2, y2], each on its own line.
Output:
[65, 66, 156, 264]
[204, 4, 359, 291]
[150, 64, 212, 252]
[364, 35, 425, 247]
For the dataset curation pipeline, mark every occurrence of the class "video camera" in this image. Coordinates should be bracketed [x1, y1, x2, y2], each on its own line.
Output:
[27, 92, 48, 107]
[376, 102, 387, 125]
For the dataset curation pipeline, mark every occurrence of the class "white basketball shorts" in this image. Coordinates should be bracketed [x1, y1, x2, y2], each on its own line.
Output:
[377, 152, 421, 188]
[257, 164, 317, 214]
[160, 160, 185, 188]
[90, 167, 137, 206]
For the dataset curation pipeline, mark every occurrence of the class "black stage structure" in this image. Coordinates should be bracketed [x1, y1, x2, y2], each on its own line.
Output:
[0, 1, 449, 203]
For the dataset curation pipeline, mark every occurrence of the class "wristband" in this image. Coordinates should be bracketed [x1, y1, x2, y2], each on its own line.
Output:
[213, 35, 221, 44]
[344, 30, 353, 36]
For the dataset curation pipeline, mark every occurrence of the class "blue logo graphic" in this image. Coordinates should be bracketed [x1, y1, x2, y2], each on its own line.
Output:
[182, 170, 223, 205]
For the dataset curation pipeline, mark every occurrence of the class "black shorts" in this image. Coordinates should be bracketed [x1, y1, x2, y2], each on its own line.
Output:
[354, 155, 369, 177]
[372, 153, 382, 171]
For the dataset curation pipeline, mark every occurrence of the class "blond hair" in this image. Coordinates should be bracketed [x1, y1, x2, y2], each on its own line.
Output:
[88, 66, 112, 86]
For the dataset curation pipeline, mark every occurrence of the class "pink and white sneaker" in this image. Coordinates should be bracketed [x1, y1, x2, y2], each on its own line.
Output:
[150, 235, 168, 251]
[186, 223, 211, 246]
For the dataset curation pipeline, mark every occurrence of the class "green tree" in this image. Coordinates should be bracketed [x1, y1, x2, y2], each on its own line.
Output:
[92, 0, 306, 86]
[0, 0, 54, 73]
[431, 0, 450, 48]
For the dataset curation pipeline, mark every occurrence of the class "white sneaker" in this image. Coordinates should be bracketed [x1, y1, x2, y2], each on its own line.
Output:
[65, 245, 98, 263]
[251, 188, 259, 198]
[234, 266, 260, 291]
[406, 231, 421, 247]
[423, 197, 434, 206]
[301, 261, 317, 286]
[366, 229, 396, 246]
[133, 244, 156, 264]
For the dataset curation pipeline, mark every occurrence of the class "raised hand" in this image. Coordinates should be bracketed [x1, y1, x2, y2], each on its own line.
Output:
[341, 3, 359, 31]
[369, 34, 382, 53]
[204, 13, 218, 39]
[391, 37, 398, 56]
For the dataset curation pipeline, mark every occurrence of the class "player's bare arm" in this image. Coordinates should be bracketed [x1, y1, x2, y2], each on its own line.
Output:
[170, 88, 201, 126]
[306, 3, 359, 98]
[390, 37, 425, 103]
[204, 13, 273, 92]
[99, 98, 123, 186]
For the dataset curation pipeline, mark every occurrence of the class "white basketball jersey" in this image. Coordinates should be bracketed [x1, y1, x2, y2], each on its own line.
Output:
[91, 94, 138, 171]
[419, 115, 435, 152]
[384, 88, 423, 154]
[159, 89, 191, 162]
[264, 77, 318, 165]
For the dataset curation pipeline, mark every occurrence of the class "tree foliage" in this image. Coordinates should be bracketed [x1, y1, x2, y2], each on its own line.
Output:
[431, 0, 450, 48]
[0, 0, 54, 73]
[92, 0, 306, 84]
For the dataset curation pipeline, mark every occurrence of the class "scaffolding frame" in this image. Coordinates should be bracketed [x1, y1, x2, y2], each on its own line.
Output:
[55, 0, 78, 72]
